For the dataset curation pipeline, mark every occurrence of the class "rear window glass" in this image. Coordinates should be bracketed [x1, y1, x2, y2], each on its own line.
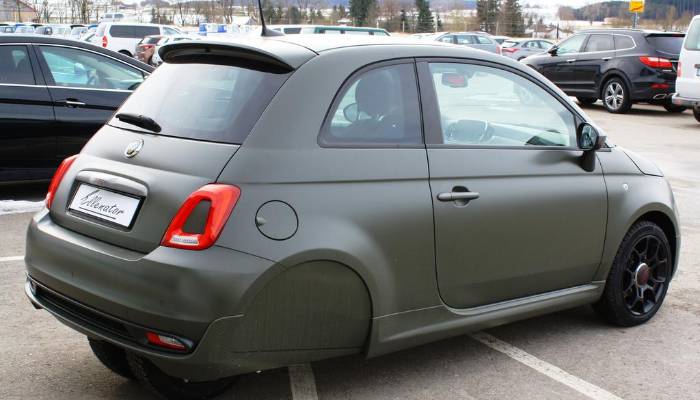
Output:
[614, 35, 634, 50]
[502, 40, 519, 48]
[111, 63, 290, 144]
[141, 36, 162, 44]
[647, 34, 684, 55]
[684, 21, 700, 51]
[110, 25, 160, 38]
[284, 27, 301, 34]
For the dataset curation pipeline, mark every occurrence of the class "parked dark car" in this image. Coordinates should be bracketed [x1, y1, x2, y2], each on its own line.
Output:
[0, 35, 153, 183]
[25, 35, 679, 400]
[523, 29, 685, 113]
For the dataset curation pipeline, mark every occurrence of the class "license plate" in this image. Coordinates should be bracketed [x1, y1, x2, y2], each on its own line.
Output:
[69, 184, 141, 228]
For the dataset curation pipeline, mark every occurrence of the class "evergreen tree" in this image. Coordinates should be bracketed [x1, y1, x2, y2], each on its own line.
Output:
[501, 0, 524, 36]
[476, 0, 500, 33]
[415, 0, 434, 33]
[289, 6, 302, 24]
[350, 0, 374, 26]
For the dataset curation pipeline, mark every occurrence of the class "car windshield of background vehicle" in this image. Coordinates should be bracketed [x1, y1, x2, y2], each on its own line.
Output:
[556, 35, 586, 55]
[648, 34, 684, 54]
[323, 63, 422, 146]
[111, 63, 290, 144]
[429, 63, 575, 147]
[0, 46, 35, 85]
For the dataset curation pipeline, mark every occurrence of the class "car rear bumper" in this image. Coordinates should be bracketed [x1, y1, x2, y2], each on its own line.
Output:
[24, 209, 321, 380]
[671, 93, 700, 107]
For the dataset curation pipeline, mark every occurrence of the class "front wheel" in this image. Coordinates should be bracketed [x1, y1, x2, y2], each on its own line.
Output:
[602, 78, 632, 113]
[127, 353, 235, 400]
[664, 104, 686, 113]
[593, 221, 672, 327]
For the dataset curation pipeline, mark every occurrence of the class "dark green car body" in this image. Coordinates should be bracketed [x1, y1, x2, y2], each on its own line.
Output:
[25, 35, 680, 382]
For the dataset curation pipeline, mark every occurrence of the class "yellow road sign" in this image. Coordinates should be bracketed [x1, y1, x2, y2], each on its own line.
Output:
[630, 0, 644, 13]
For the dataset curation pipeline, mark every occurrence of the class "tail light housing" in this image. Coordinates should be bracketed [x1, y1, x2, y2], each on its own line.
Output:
[639, 56, 673, 69]
[101, 35, 108, 48]
[162, 184, 240, 250]
[45, 155, 78, 209]
[146, 331, 189, 351]
[502, 47, 517, 53]
[677, 61, 682, 77]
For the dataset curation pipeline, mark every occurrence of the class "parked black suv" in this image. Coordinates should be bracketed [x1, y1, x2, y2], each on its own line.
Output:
[523, 29, 685, 114]
[0, 36, 153, 183]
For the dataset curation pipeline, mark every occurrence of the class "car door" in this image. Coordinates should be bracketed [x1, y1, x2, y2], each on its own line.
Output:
[417, 60, 607, 309]
[574, 34, 615, 96]
[538, 34, 588, 93]
[35, 45, 147, 159]
[0, 44, 56, 181]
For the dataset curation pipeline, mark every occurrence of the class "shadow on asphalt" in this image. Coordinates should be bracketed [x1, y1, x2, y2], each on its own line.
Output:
[0, 182, 48, 201]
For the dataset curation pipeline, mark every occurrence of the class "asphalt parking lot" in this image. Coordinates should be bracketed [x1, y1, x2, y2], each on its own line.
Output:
[1, 102, 699, 400]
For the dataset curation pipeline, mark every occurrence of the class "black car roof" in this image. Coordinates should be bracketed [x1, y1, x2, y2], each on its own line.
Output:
[0, 35, 154, 71]
[579, 29, 684, 36]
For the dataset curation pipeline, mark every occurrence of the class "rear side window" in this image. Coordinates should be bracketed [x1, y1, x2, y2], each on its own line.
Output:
[110, 25, 160, 38]
[0, 45, 34, 85]
[475, 36, 493, 45]
[455, 35, 475, 45]
[685, 20, 700, 51]
[614, 35, 635, 50]
[321, 63, 422, 146]
[112, 63, 290, 144]
[141, 36, 162, 45]
[584, 34, 614, 52]
[647, 34, 684, 55]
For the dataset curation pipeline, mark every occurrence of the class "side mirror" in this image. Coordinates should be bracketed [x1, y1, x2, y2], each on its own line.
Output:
[343, 103, 359, 123]
[548, 46, 558, 56]
[577, 123, 603, 151]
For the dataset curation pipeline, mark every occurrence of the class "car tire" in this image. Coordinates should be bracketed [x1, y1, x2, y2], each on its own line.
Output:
[694, 106, 700, 122]
[127, 353, 235, 400]
[602, 78, 632, 114]
[663, 104, 686, 113]
[88, 338, 134, 379]
[593, 221, 672, 327]
[577, 97, 597, 106]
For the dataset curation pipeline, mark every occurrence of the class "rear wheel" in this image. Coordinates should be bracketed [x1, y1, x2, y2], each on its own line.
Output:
[602, 78, 632, 113]
[127, 353, 235, 400]
[694, 106, 700, 123]
[577, 97, 597, 106]
[593, 221, 672, 327]
[664, 104, 686, 113]
[88, 338, 134, 379]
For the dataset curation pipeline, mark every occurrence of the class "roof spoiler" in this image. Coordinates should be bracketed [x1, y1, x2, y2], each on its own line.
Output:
[160, 42, 294, 74]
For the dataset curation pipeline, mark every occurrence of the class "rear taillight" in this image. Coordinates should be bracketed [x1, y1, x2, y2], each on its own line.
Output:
[146, 331, 188, 351]
[502, 47, 517, 53]
[45, 155, 78, 209]
[162, 184, 240, 250]
[640, 56, 673, 69]
[101, 35, 107, 48]
[139, 44, 154, 50]
[651, 83, 670, 89]
[496, 45, 502, 55]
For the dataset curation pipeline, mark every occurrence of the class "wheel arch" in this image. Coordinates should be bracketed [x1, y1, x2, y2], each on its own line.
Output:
[631, 210, 678, 275]
[599, 70, 633, 99]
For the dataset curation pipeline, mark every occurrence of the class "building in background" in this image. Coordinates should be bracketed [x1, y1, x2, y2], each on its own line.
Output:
[0, 0, 36, 22]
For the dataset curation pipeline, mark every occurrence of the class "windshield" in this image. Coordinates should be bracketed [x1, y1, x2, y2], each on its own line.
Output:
[111, 63, 291, 144]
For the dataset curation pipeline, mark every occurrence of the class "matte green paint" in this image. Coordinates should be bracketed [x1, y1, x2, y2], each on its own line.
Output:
[25, 36, 680, 382]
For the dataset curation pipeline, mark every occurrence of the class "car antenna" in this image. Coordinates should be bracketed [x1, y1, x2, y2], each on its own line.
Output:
[257, 0, 284, 37]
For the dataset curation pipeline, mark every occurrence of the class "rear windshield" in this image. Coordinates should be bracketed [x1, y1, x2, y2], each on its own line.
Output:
[646, 34, 684, 56]
[685, 20, 700, 51]
[111, 63, 290, 144]
[502, 40, 519, 48]
[110, 25, 160, 38]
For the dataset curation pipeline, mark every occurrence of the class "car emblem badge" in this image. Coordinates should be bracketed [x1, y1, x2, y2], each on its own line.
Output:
[124, 139, 144, 159]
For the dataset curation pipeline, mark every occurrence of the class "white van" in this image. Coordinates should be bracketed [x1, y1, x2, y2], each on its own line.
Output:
[673, 15, 700, 122]
[92, 22, 180, 57]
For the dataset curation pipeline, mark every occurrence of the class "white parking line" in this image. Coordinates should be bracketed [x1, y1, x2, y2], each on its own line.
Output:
[470, 332, 624, 400]
[288, 364, 319, 400]
[0, 255, 24, 262]
[0, 200, 44, 216]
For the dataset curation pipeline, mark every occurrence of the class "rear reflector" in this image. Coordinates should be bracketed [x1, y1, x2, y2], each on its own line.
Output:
[640, 56, 673, 69]
[651, 83, 670, 90]
[46, 155, 78, 209]
[146, 331, 187, 351]
[162, 184, 240, 250]
[101, 36, 108, 48]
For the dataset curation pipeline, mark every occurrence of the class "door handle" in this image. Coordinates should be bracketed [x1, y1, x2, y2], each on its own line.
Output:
[60, 99, 86, 107]
[566, 59, 576, 63]
[437, 191, 480, 202]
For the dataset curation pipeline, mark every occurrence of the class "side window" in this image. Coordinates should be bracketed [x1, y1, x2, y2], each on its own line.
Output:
[428, 63, 575, 147]
[556, 34, 586, 55]
[322, 63, 422, 146]
[539, 41, 553, 49]
[0, 45, 35, 85]
[475, 36, 493, 45]
[584, 34, 614, 52]
[39, 46, 145, 90]
[163, 27, 179, 35]
[455, 35, 474, 44]
[439, 35, 454, 43]
[614, 35, 635, 50]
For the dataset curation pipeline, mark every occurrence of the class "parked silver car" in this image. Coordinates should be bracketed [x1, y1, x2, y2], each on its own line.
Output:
[501, 39, 554, 60]
[422, 31, 502, 54]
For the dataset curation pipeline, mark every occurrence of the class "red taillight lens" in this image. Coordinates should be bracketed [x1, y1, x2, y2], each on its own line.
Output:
[651, 83, 670, 89]
[101, 35, 107, 48]
[162, 184, 240, 250]
[496, 45, 502, 55]
[45, 155, 78, 209]
[678, 61, 682, 77]
[502, 47, 517, 53]
[640, 56, 673, 69]
[146, 331, 187, 351]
